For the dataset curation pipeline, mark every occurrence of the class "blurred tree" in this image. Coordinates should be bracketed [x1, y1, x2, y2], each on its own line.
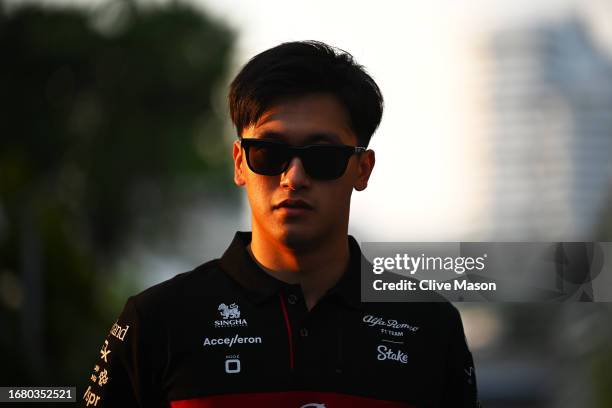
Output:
[0, 0, 235, 388]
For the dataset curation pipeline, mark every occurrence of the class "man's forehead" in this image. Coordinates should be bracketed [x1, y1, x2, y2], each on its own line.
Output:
[250, 130, 344, 145]
[244, 94, 357, 145]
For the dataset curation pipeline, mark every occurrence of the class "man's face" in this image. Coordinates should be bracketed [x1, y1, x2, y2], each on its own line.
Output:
[232, 93, 375, 250]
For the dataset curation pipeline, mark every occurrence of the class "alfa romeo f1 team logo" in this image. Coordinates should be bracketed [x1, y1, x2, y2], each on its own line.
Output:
[214, 302, 248, 328]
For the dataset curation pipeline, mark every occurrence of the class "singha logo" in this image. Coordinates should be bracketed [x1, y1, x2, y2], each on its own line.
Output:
[218, 303, 241, 319]
[214, 303, 247, 328]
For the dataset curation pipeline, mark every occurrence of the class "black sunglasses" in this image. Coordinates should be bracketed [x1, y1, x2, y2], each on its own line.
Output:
[239, 138, 366, 180]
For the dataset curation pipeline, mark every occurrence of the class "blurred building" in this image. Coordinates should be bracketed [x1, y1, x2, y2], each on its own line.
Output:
[470, 16, 612, 408]
[481, 17, 612, 241]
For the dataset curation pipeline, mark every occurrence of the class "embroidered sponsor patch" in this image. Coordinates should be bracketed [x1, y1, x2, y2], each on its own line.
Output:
[215, 303, 248, 328]
[203, 334, 262, 347]
[362, 314, 419, 332]
[109, 320, 129, 341]
[376, 345, 408, 364]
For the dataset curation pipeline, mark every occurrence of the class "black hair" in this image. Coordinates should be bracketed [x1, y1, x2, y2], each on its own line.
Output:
[228, 40, 383, 147]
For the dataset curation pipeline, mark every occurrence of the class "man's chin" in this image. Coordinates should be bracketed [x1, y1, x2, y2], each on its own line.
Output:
[275, 226, 320, 252]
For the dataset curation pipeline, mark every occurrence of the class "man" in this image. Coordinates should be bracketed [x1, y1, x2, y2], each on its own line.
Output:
[81, 41, 480, 407]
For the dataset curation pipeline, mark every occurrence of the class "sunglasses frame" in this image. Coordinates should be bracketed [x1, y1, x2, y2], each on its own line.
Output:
[239, 137, 367, 180]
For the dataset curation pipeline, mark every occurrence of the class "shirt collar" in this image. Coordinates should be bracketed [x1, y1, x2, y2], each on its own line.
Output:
[218, 231, 364, 310]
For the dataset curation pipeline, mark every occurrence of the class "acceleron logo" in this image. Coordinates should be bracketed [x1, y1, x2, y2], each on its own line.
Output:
[203, 334, 262, 347]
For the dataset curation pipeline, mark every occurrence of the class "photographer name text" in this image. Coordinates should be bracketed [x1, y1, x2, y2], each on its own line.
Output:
[371, 253, 497, 293]
[372, 278, 496, 292]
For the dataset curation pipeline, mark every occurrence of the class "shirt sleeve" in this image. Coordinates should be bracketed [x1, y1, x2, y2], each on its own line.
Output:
[80, 296, 163, 408]
[441, 305, 482, 407]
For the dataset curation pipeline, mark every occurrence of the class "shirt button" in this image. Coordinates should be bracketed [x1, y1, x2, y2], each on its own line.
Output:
[287, 294, 298, 305]
[300, 328, 309, 337]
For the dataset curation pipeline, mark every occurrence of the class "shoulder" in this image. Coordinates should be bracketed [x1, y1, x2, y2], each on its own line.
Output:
[417, 301, 463, 330]
[126, 258, 228, 316]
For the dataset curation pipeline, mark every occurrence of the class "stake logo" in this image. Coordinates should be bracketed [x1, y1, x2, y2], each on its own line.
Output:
[377, 345, 408, 364]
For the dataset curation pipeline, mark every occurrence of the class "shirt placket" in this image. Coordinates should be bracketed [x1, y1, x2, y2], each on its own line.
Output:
[279, 285, 310, 376]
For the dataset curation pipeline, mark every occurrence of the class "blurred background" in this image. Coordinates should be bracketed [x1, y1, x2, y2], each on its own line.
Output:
[1, 0, 612, 406]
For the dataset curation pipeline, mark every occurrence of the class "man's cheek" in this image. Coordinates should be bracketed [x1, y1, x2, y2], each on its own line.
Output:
[324, 192, 350, 214]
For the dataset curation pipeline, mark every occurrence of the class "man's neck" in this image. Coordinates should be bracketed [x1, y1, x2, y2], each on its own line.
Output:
[248, 230, 350, 311]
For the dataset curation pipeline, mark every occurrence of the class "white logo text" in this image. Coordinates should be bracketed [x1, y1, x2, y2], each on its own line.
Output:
[363, 315, 419, 332]
[377, 345, 408, 364]
[203, 334, 262, 347]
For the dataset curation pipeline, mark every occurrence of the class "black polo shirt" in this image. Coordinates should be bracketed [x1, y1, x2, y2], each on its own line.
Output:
[81, 231, 480, 407]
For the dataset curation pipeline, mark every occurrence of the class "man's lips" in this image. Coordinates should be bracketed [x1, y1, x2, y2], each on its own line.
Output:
[273, 199, 314, 210]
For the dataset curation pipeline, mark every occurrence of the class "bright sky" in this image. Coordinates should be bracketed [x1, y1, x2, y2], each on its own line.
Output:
[10, 0, 611, 241]
[195, 0, 605, 241]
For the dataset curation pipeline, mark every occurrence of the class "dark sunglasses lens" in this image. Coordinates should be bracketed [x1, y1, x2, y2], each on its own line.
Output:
[246, 142, 290, 175]
[302, 145, 352, 180]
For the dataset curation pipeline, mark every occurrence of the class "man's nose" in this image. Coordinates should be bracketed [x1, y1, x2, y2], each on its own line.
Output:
[280, 157, 310, 190]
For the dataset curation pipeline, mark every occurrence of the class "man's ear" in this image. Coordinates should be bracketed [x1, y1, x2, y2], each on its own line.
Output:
[233, 140, 246, 186]
[354, 150, 375, 191]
